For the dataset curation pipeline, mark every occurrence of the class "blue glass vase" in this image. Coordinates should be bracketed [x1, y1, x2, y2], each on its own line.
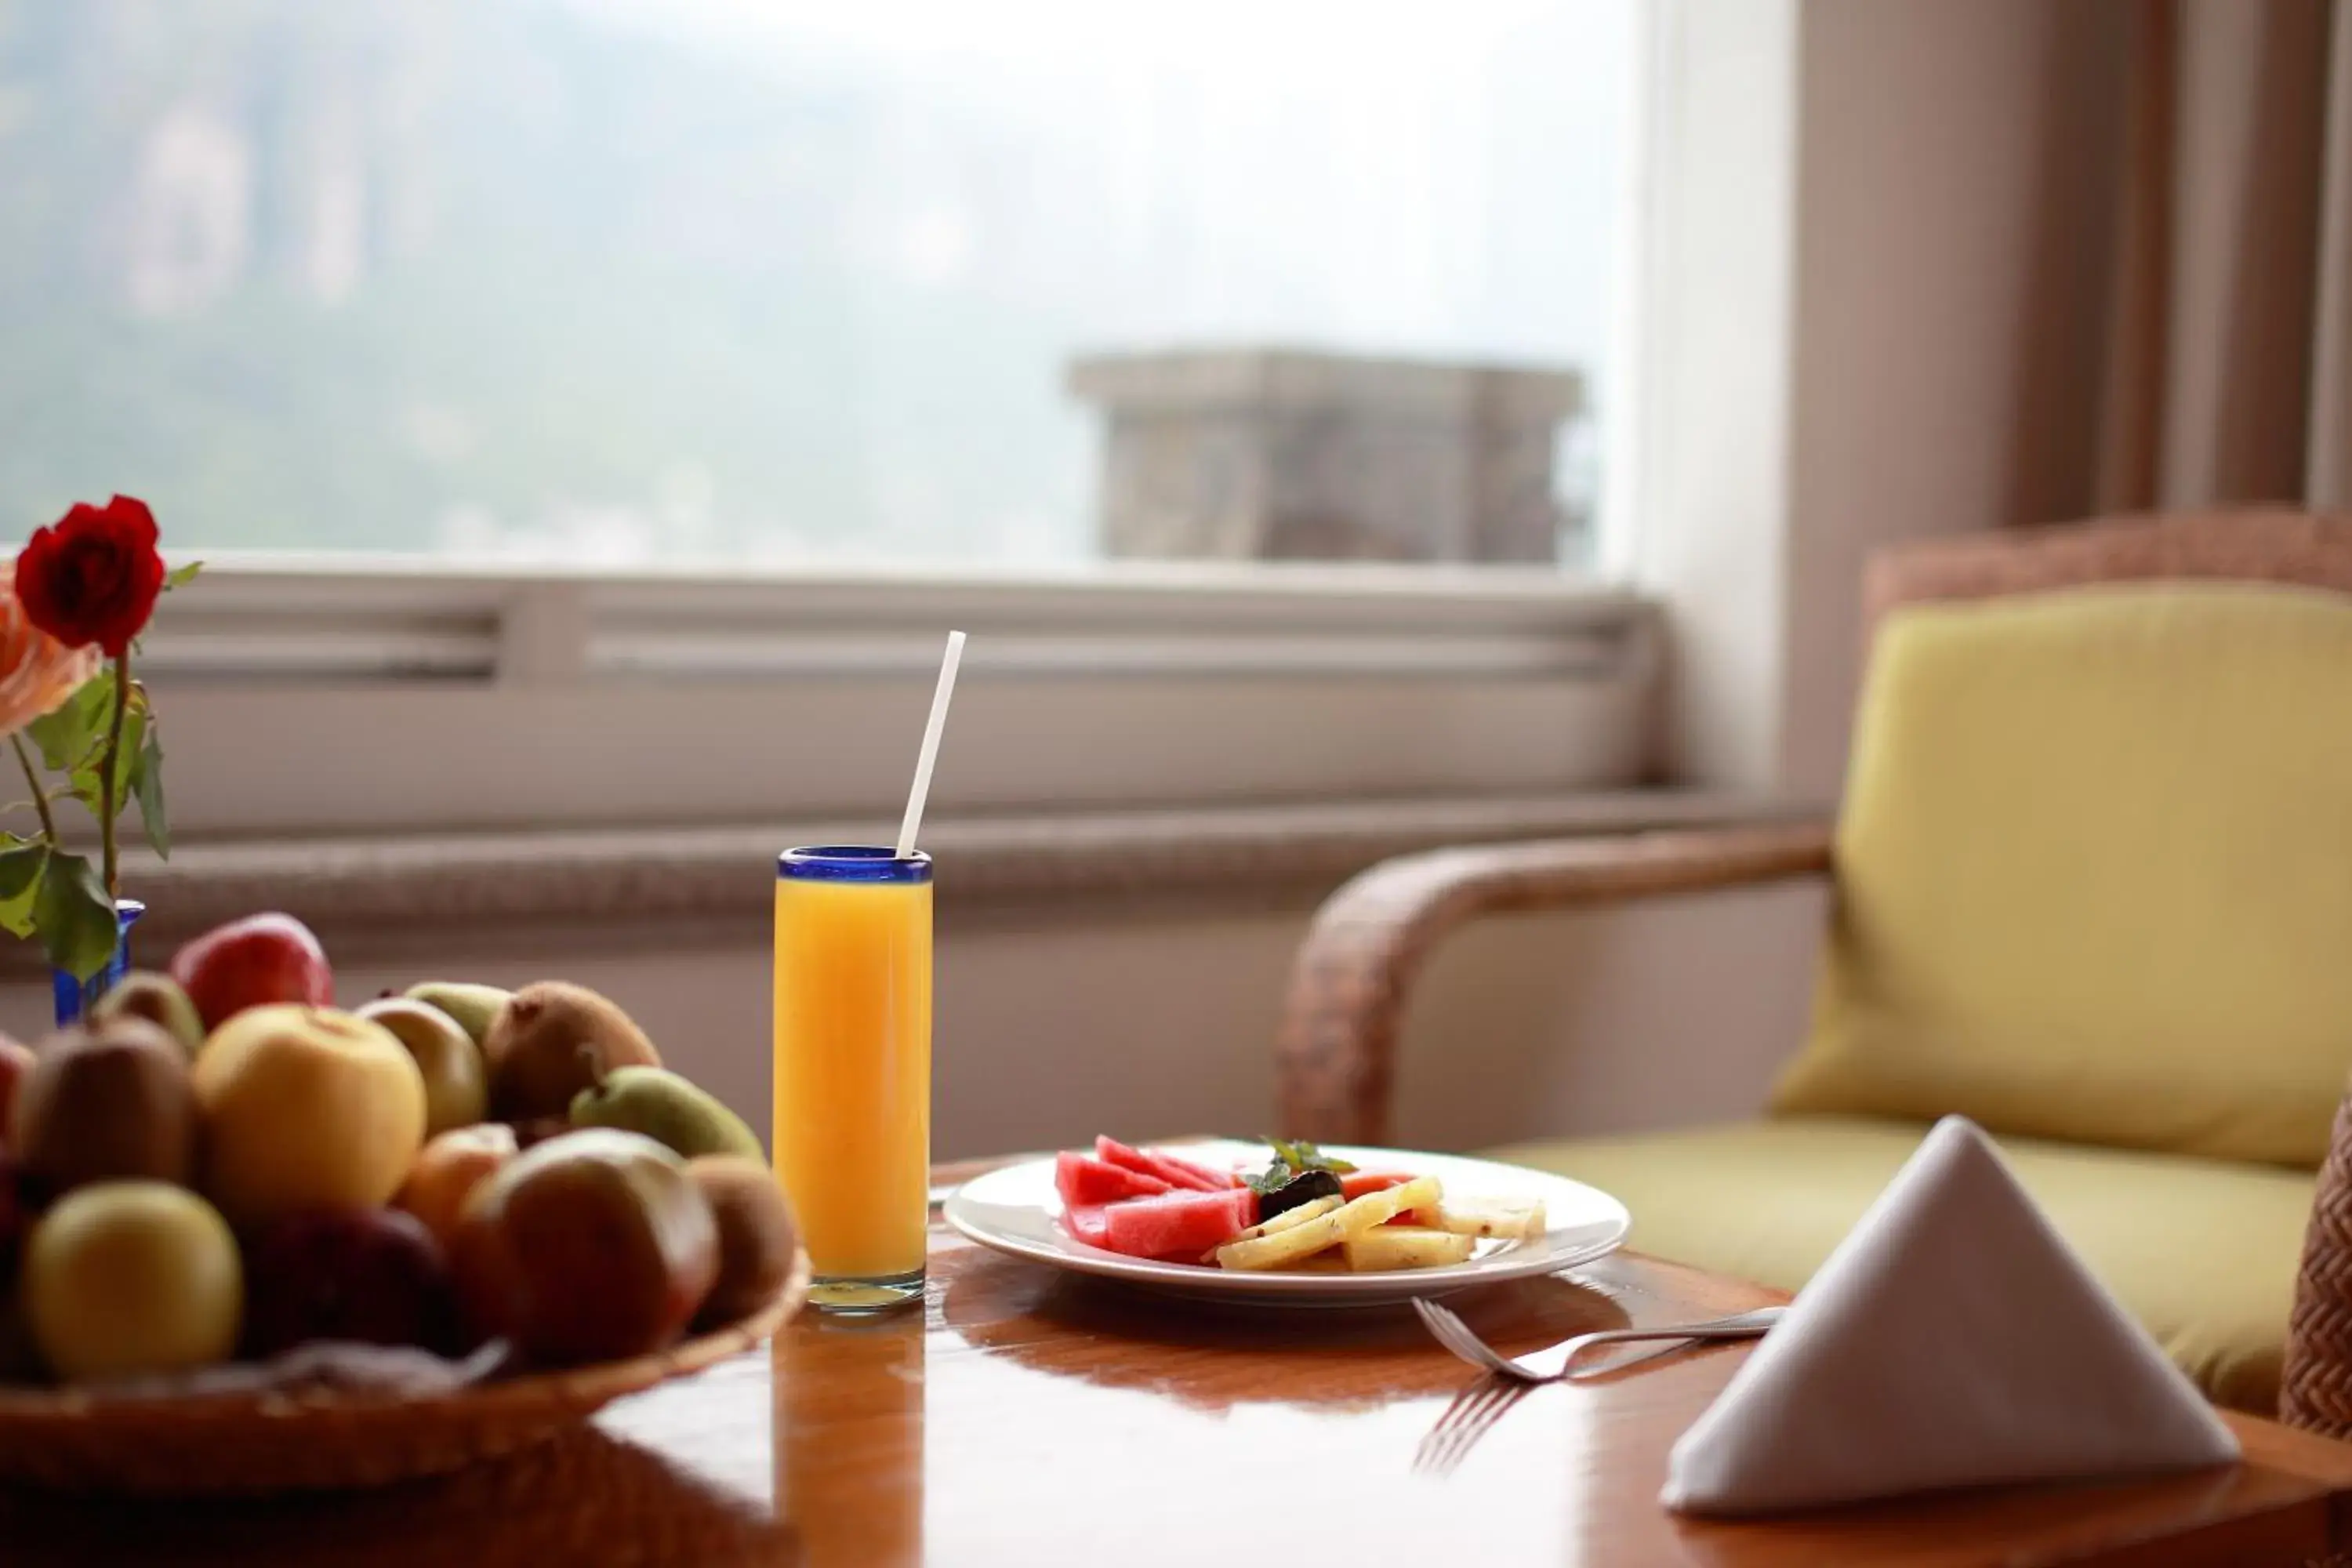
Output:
[52, 899, 146, 1028]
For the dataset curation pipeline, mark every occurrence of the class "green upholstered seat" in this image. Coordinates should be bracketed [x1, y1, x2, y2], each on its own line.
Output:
[1773, 585, 2352, 1167]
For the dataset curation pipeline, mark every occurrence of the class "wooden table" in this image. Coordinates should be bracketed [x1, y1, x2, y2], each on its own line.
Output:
[2, 1157, 2350, 1566]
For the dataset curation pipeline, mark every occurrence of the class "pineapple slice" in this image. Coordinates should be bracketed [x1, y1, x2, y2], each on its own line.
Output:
[1199, 1195, 1342, 1261]
[1343, 1225, 1477, 1272]
[1279, 1250, 1355, 1274]
[1215, 1175, 1442, 1271]
[1410, 1196, 1547, 1242]
[1236, 1193, 1343, 1241]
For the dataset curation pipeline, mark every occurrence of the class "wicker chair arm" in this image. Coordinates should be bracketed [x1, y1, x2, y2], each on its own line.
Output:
[2284, 1088, 2352, 1433]
[1273, 822, 1836, 1145]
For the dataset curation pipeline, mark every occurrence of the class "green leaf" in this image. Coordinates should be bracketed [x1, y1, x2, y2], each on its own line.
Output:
[1245, 1162, 1294, 1197]
[24, 674, 111, 774]
[165, 561, 204, 590]
[133, 726, 169, 859]
[1258, 1135, 1356, 1179]
[33, 851, 116, 980]
[67, 688, 144, 824]
[0, 841, 48, 938]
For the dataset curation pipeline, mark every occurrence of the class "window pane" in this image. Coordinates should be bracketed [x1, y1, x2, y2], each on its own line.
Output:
[1, 0, 1635, 566]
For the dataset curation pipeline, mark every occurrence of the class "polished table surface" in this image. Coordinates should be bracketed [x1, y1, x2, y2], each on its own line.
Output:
[2, 1159, 2350, 1566]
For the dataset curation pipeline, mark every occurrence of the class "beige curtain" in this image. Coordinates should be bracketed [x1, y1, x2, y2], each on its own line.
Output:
[2011, 0, 2352, 521]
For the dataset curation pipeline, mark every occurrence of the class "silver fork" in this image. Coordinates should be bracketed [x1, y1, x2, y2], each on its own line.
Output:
[1414, 1297, 1784, 1384]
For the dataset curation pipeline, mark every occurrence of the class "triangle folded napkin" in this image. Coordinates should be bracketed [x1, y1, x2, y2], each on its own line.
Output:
[1662, 1115, 2240, 1515]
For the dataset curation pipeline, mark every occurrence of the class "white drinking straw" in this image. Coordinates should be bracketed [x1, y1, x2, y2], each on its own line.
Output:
[896, 630, 967, 858]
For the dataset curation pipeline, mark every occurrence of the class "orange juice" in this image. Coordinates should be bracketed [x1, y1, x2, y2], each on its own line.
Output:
[773, 846, 933, 1308]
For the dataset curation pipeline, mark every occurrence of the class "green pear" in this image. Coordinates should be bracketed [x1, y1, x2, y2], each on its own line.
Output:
[569, 1065, 763, 1163]
[403, 982, 511, 1051]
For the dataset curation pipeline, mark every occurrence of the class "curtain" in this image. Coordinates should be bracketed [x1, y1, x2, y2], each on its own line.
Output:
[2009, 0, 2352, 521]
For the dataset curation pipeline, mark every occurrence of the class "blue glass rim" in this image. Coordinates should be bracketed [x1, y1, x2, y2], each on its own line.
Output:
[778, 845, 933, 884]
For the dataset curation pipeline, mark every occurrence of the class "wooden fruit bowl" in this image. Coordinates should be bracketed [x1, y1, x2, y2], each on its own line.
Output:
[0, 1250, 810, 1496]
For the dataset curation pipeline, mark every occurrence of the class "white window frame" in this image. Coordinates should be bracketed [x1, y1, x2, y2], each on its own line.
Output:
[139, 557, 1661, 837]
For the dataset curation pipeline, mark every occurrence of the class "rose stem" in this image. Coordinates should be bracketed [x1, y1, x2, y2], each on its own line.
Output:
[97, 651, 131, 899]
[9, 733, 57, 845]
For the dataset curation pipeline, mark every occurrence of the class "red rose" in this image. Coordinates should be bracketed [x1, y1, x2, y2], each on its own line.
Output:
[14, 495, 165, 657]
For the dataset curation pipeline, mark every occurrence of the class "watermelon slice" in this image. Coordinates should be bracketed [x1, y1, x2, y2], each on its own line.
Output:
[1095, 1136, 1226, 1193]
[1055, 1150, 1173, 1207]
[1153, 1148, 1244, 1191]
[1062, 1203, 1112, 1248]
[1098, 1188, 1256, 1259]
[1340, 1171, 1412, 1200]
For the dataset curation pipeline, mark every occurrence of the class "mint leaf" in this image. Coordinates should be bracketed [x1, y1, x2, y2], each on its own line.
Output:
[0, 841, 47, 938]
[34, 851, 117, 980]
[1246, 1162, 1294, 1196]
[133, 726, 169, 858]
[1260, 1136, 1356, 1178]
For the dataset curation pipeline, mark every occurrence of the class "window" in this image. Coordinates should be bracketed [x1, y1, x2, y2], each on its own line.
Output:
[8, 2, 1672, 844]
[4, 0, 1637, 570]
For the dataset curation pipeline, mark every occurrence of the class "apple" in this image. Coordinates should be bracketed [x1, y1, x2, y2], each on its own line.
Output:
[0, 1033, 33, 1135]
[452, 1128, 717, 1364]
[357, 997, 488, 1137]
[0, 1147, 24, 1273]
[169, 912, 334, 1033]
[686, 1155, 800, 1327]
[241, 1207, 459, 1357]
[510, 1116, 575, 1149]
[396, 1122, 518, 1249]
[191, 1006, 426, 1229]
[0, 1287, 41, 1383]
[24, 1181, 242, 1382]
[12, 1019, 198, 1199]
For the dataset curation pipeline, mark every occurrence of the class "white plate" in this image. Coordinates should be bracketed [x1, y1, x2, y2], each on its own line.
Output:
[942, 1141, 1629, 1306]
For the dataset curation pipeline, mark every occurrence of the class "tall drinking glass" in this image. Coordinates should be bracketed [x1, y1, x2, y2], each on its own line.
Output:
[772, 845, 933, 1312]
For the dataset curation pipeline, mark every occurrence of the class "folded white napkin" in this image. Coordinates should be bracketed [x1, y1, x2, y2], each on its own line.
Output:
[1662, 1115, 2239, 1515]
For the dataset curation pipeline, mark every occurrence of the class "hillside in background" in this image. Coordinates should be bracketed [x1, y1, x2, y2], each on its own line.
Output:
[0, 0, 1614, 561]
[1, 0, 1076, 559]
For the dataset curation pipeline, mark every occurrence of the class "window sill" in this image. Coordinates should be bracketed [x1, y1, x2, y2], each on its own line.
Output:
[141, 561, 1666, 839]
[31, 789, 1820, 975]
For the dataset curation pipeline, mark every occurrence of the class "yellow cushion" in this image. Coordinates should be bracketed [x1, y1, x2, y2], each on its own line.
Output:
[1487, 1116, 2312, 1412]
[1771, 583, 2352, 1167]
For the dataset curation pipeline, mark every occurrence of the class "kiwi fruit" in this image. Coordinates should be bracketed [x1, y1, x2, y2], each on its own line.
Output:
[481, 982, 661, 1121]
[90, 971, 205, 1057]
[13, 1018, 199, 1198]
[685, 1155, 800, 1326]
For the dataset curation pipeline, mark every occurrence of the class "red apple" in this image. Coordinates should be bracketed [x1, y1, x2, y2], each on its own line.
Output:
[169, 913, 334, 1033]
[452, 1129, 717, 1364]
[0, 1146, 23, 1273]
[241, 1207, 460, 1357]
[0, 1034, 32, 1137]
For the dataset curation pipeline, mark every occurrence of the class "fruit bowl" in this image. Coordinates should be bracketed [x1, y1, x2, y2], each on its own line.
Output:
[0, 1250, 809, 1496]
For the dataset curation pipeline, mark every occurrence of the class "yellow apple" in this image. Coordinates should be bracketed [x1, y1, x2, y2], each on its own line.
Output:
[191, 1006, 427, 1228]
[26, 1181, 241, 1382]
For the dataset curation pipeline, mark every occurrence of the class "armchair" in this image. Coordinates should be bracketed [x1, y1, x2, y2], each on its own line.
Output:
[1276, 509, 2352, 1426]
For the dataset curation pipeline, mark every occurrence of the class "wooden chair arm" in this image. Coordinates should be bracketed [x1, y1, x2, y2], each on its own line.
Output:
[1273, 822, 1837, 1145]
[2284, 1089, 2352, 1433]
